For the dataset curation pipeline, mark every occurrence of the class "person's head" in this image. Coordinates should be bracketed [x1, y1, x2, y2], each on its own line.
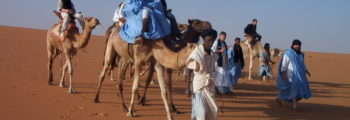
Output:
[219, 31, 226, 41]
[118, 1, 124, 7]
[264, 43, 270, 50]
[234, 37, 241, 45]
[291, 39, 302, 54]
[201, 29, 218, 52]
[252, 19, 257, 25]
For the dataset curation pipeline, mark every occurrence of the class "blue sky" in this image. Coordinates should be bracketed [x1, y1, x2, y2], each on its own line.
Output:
[1, 0, 349, 54]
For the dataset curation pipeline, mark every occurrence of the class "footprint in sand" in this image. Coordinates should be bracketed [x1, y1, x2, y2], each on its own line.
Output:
[75, 106, 86, 111]
[60, 114, 70, 119]
[55, 99, 64, 103]
[91, 112, 108, 117]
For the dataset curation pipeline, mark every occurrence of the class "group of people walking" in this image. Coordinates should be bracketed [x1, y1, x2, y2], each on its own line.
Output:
[55, 0, 312, 119]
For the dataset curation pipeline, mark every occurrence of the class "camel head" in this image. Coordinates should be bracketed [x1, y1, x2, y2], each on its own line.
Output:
[187, 19, 212, 33]
[178, 24, 189, 32]
[85, 17, 100, 29]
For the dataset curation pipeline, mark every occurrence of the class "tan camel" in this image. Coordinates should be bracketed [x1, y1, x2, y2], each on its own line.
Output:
[94, 19, 211, 119]
[241, 35, 264, 80]
[47, 14, 100, 93]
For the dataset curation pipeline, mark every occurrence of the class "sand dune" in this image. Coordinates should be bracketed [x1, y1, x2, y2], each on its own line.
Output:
[1, 26, 349, 120]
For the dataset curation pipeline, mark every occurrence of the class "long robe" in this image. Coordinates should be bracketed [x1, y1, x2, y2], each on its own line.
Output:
[119, 0, 171, 43]
[187, 45, 218, 120]
[277, 49, 312, 102]
[259, 51, 272, 77]
[211, 39, 232, 93]
[227, 45, 245, 85]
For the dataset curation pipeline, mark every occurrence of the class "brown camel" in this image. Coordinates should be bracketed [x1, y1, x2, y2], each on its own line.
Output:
[94, 19, 211, 119]
[241, 35, 264, 80]
[47, 14, 100, 93]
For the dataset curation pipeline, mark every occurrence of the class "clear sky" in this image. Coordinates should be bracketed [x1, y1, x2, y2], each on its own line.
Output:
[1, 0, 349, 54]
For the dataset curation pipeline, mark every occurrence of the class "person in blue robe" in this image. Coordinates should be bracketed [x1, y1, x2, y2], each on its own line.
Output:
[227, 37, 245, 89]
[276, 39, 312, 112]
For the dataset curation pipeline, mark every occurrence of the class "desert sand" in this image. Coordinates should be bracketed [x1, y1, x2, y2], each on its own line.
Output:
[1, 26, 349, 120]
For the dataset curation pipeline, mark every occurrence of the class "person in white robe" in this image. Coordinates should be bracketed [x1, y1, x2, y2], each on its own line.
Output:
[187, 29, 218, 120]
[211, 31, 232, 94]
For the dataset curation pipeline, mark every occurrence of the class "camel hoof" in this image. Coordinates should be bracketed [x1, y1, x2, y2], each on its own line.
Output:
[94, 97, 100, 103]
[138, 97, 146, 106]
[170, 105, 180, 114]
[59, 83, 65, 88]
[48, 81, 53, 85]
[126, 111, 136, 117]
[68, 88, 76, 94]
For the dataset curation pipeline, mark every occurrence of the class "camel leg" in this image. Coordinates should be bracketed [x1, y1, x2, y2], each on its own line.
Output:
[94, 45, 115, 103]
[109, 67, 116, 81]
[109, 52, 119, 81]
[47, 46, 54, 85]
[248, 55, 254, 80]
[129, 63, 134, 78]
[126, 61, 142, 117]
[154, 62, 173, 120]
[59, 61, 69, 88]
[166, 69, 179, 114]
[116, 57, 129, 112]
[138, 59, 156, 106]
[65, 53, 75, 94]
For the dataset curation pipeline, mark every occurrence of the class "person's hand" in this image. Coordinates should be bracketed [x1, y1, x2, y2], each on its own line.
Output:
[69, 9, 75, 14]
[282, 72, 287, 80]
[119, 17, 126, 23]
[271, 61, 276, 65]
[307, 71, 311, 77]
[221, 48, 226, 52]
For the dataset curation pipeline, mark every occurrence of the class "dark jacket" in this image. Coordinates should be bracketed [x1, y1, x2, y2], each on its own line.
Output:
[216, 40, 227, 67]
[233, 44, 245, 67]
[160, 0, 167, 14]
[244, 24, 257, 35]
[58, 0, 75, 11]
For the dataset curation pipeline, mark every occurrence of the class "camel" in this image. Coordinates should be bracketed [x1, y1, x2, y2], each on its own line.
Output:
[47, 13, 100, 93]
[94, 19, 211, 119]
[241, 35, 264, 80]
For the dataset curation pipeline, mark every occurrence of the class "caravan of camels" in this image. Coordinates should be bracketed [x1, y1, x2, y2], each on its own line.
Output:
[46, 0, 313, 120]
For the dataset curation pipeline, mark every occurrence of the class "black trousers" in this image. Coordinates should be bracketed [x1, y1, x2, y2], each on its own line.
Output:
[252, 33, 262, 41]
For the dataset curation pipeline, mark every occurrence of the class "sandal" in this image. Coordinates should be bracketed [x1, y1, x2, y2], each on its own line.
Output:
[275, 98, 282, 107]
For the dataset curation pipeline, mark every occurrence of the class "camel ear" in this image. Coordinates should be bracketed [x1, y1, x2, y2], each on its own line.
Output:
[85, 17, 93, 22]
[188, 19, 193, 25]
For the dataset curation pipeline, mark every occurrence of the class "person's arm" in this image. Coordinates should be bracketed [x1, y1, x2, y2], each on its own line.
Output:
[281, 55, 290, 80]
[57, 0, 63, 11]
[259, 52, 266, 65]
[244, 24, 254, 35]
[211, 40, 218, 52]
[215, 48, 225, 53]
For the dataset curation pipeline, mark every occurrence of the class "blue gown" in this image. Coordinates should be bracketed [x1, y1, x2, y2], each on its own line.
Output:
[277, 49, 312, 102]
[227, 46, 244, 85]
[120, 0, 171, 43]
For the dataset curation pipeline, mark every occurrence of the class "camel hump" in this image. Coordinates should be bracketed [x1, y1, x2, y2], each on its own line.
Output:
[53, 10, 63, 20]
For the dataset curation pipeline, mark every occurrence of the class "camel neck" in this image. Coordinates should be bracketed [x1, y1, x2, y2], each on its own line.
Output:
[75, 24, 92, 48]
[152, 40, 195, 69]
